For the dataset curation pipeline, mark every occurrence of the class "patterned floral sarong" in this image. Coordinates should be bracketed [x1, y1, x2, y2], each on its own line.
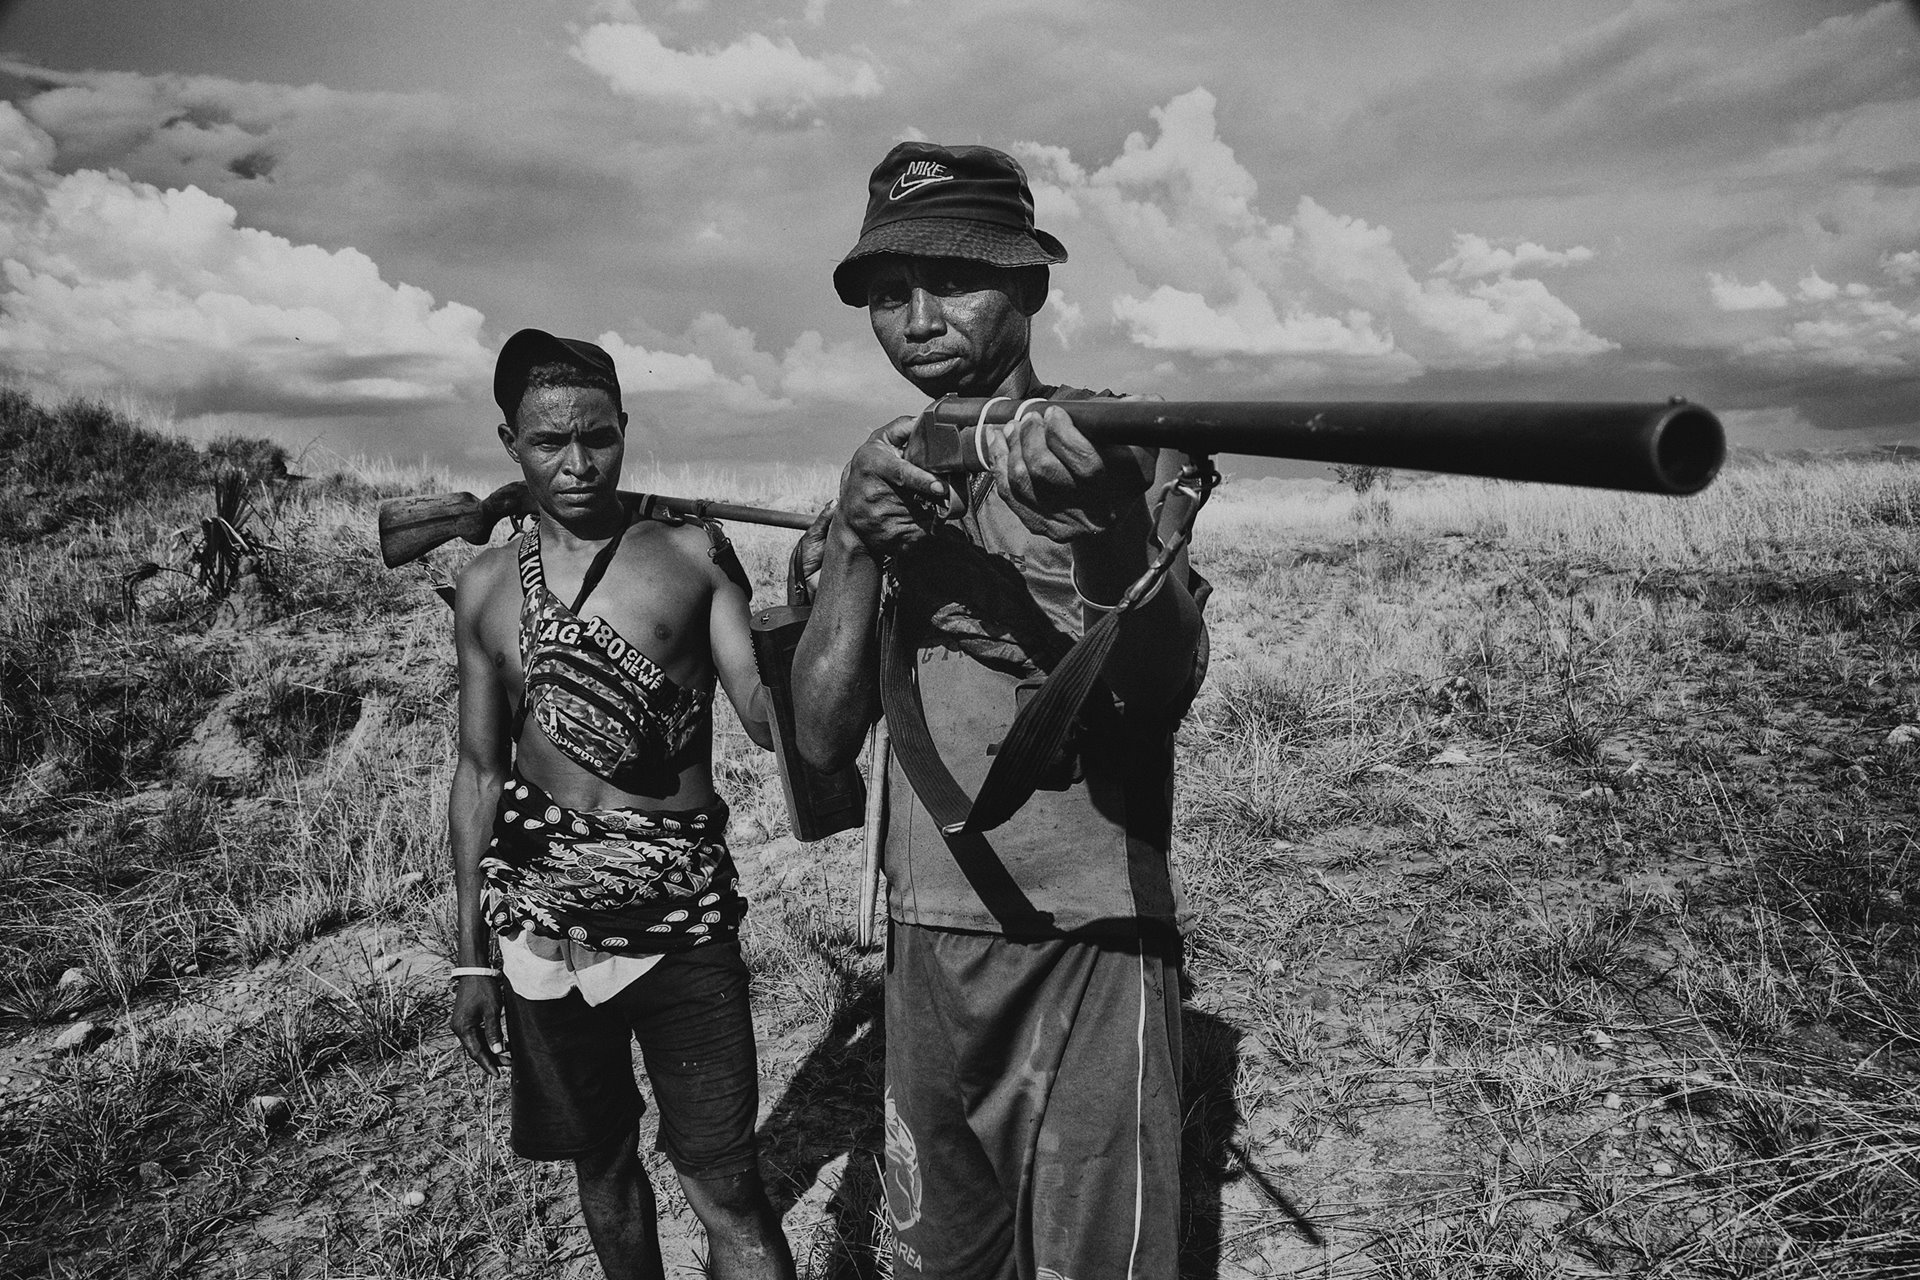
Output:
[482, 769, 744, 954]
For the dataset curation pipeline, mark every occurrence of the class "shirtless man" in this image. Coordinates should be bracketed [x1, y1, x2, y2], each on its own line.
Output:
[447, 329, 795, 1280]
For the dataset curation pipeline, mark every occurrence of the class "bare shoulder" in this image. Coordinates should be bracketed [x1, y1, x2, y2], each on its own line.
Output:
[452, 540, 521, 616]
[639, 518, 733, 587]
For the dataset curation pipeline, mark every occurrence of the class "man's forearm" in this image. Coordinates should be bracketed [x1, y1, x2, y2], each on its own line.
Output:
[448, 763, 502, 967]
[792, 517, 884, 771]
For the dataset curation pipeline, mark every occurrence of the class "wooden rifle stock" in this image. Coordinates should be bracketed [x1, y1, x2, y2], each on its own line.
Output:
[378, 480, 815, 568]
[749, 526, 867, 842]
[904, 398, 1725, 496]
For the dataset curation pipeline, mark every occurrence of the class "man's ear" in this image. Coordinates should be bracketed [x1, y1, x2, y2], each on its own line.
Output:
[497, 421, 519, 462]
[1014, 265, 1050, 317]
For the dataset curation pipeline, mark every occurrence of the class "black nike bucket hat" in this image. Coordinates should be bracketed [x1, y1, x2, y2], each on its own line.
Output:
[832, 141, 1068, 306]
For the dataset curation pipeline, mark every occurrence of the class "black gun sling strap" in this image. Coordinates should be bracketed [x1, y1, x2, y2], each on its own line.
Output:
[877, 460, 1215, 838]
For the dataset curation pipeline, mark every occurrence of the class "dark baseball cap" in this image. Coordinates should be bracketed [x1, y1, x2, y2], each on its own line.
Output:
[832, 141, 1068, 306]
[493, 328, 621, 420]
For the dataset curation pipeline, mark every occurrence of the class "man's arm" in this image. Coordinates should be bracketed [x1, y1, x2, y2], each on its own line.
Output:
[447, 556, 513, 1076]
[991, 405, 1203, 716]
[792, 416, 947, 773]
[708, 568, 774, 751]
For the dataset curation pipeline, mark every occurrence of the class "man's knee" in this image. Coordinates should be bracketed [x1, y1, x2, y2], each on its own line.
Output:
[678, 1167, 771, 1223]
[573, 1125, 640, 1186]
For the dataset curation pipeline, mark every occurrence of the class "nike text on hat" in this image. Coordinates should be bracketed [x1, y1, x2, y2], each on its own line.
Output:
[494, 328, 621, 420]
[832, 142, 1068, 306]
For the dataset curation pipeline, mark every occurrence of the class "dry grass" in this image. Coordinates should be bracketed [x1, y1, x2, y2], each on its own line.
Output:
[1172, 459, 1918, 1278]
[1, 395, 1915, 1277]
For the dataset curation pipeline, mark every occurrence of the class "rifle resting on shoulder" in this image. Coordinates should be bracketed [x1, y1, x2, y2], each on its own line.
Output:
[377, 479, 815, 570]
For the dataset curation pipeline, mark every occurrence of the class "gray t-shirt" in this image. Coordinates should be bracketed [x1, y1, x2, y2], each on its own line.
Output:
[882, 389, 1198, 940]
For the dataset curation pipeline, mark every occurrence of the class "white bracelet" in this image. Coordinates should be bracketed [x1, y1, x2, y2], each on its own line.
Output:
[972, 397, 1012, 471]
[450, 966, 501, 979]
[1071, 560, 1167, 613]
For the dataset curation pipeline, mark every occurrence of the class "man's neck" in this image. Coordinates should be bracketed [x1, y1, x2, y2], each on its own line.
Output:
[963, 356, 1041, 401]
[537, 500, 627, 550]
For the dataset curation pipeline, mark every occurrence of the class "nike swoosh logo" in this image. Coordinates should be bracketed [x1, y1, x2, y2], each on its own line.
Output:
[888, 173, 953, 200]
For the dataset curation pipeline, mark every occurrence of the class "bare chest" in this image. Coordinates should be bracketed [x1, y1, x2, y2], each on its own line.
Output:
[487, 531, 714, 691]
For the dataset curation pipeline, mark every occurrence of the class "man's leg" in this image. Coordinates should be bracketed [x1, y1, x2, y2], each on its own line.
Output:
[575, 1127, 666, 1280]
[624, 944, 795, 1280]
[886, 922, 1018, 1280]
[924, 928, 1183, 1280]
[1023, 936, 1183, 1280]
[501, 987, 656, 1277]
[677, 1168, 795, 1280]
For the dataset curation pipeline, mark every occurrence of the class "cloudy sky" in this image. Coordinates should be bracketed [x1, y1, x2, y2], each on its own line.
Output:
[0, 0, 1915, 476]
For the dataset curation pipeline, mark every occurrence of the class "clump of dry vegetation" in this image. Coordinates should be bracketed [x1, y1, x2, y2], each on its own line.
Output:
[0, 390, 1913, 1278]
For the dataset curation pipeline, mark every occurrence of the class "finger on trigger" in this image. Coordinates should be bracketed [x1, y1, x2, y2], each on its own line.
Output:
[1004, 430, 1036, 505]
[984, 419, 1010, 472]
[885, 453, 946, 500]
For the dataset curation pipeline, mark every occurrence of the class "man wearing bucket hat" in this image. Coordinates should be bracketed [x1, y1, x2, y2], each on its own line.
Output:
[794, 143, 1207, 1279]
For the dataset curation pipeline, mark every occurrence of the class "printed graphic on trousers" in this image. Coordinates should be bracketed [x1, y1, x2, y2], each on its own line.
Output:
[883, 1086, 926, 1271]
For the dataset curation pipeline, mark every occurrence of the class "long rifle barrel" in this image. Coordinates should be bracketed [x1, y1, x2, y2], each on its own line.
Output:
[906, 398, 1725, 496]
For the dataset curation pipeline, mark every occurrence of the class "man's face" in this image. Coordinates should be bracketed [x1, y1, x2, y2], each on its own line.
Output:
[865, 257, 1033, 397]
[499, 385, 626, 519]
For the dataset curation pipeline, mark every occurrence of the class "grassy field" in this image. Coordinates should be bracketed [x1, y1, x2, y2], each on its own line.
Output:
[0, 390, 1913, 1278]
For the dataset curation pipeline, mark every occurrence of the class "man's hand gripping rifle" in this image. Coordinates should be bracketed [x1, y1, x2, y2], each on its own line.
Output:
[877, 396, 1727, 841]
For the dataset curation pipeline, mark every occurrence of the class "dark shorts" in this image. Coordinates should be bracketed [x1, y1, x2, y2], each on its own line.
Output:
[501, 941, 760, 1180]
[884, 922, 1184, 1280]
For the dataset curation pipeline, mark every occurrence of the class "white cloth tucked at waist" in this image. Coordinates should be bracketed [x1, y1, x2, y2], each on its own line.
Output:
[498, 927, 663, 1005]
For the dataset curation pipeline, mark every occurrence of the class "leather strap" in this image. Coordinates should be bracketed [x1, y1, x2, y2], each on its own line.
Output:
[569, 515, 630, 613]
[879, 586, 1125, 837]
[877, 455, 1215, 838]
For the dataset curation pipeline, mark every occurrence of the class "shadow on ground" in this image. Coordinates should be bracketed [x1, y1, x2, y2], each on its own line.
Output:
[760, 957, 888, 1278]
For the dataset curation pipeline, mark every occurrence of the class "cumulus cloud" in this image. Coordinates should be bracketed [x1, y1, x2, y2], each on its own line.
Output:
[594, 314, 901, 437]
[777, 330, 903, 405]
[1884, 250, 1920, 286]
[1797, 271, 1841, 303]
[1020, 89, 1613, 382]
[1047, 289, 1085, 349]
[0, 61, 443, 198]
[1727, 270, 1920, 373]
[1708, 273, 1790, 310]
[0, 103, 489, 417]
[571, 19, 881, 116]
[597, 327, 787, 417]
[1435, 234, 1595, 280]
